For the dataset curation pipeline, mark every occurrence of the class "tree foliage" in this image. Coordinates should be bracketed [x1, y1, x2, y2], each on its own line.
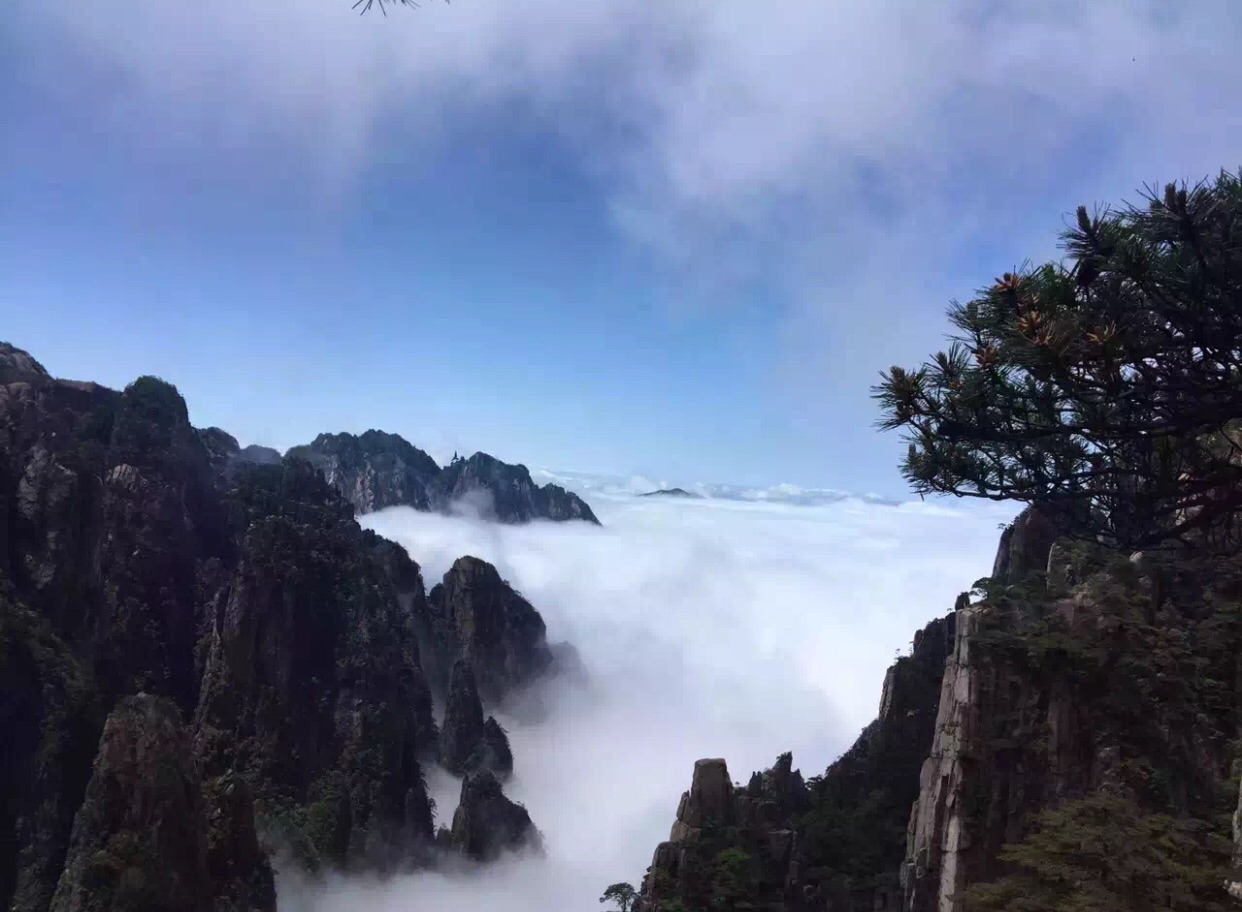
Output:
[600, 882, 638, 912]
[875, 170, 1242, 550]
[353, 0, 445, 15]
[964, 792, 1233, 912]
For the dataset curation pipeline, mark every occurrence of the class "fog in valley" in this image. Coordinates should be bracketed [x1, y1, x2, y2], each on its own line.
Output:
[281, 490, 1013, 911]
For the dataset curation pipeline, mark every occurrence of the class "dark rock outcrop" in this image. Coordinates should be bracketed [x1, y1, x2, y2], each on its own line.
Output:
[49, 694, 272, 912]
[0, 598, 100, 912]
[0, 344, 569, 908]
[193, 459, 438, 872]
[287, 431, 599, 525]
[479, 718, 514, 779]
[440, 662, 516, 779]
[435, 451, 599, 523]
[639, 488, 699, 499]
[441, 660, 488, 775]
[640, 613, 956, 912]
[448, 771, 540, 862]
[990, 505, 1057, 585]
[423, 557, 554, 703]
[236, 445, 281, 466]
[287, 431, 441, 514]
[202, 772, 276, 912]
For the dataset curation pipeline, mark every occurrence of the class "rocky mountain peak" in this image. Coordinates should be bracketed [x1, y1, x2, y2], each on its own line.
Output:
[425, 556, 554, 704]
[0, 342, 51, 384]
[448, 771, 541, 862]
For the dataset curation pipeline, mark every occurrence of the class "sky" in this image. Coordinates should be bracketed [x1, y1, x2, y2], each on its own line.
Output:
[3, 0, 1242, 495]
[268, 489, 1013, 912]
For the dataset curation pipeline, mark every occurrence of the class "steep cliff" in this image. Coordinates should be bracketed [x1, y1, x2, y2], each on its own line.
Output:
[0, 343, 569, 911]
[640, 612, 958, 912]
[435, 451, 599, 523]
[286, 431, 441, 513]
[637, 508, 1242, 911]
[448, 771, 541, 862]
[423, 556, 555, 703]
[49, 694, 273, 912]
[903, 523, 1241, 912]
[288, 431, 600, 525]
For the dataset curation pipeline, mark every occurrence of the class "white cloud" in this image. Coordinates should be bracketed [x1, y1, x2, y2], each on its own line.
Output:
[277, 491, 1015, 911]
[24, 0, 1242, 478]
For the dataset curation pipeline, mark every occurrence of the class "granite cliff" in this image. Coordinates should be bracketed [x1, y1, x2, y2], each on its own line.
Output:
[0, 343, 557, 912]
[287, 431, 600, 525]
[637, 507, 1242, 911]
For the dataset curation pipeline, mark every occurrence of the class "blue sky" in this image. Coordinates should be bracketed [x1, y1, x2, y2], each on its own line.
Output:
[4, 0, 1241, 495]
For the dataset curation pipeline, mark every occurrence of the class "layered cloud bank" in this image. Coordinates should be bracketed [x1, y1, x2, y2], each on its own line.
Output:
[282, 490, 1013, 911]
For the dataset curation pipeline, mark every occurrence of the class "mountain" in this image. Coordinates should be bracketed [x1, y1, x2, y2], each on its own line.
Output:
[635, 508, 1242, 911]
[0, 343, 561, 912]
[288, 432, 600, 525]
[639, 487, 700, 498]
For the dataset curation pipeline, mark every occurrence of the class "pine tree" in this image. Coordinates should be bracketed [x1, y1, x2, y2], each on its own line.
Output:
[875, 170, 1242, 551]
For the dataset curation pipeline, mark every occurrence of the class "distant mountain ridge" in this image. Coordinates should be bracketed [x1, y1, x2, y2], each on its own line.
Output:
[639, 487, 700, 499]
[537, 468, 901, 508]
[285, 431, 600, 524]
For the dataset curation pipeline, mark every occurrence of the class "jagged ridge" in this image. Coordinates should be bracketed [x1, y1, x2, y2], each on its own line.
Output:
[287, 431, 600, 525]
[0, 342, 560, 911]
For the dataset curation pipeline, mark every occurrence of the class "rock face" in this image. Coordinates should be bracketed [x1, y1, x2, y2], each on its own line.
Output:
[441, 660, 488, 775]
[192, 458, 439, 873]
[435, 451, 599, 523]
[448, 771, 540, 862]
[0, 343, 569, 910]
[423, 557, 554, 703]
[641, 755, 807, 910]
[640, 614, 956, 912]
[990, 505, 1057, 584]
[288, 431, 600, 525]
[49, 695, 271, 912]
[287, 430, 442, 513]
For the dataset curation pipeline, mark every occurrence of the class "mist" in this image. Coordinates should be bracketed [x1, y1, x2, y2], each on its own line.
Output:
[279, 489, 1014, 911]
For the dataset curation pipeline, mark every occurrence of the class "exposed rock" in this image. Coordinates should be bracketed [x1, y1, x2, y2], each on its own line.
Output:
[202, 772, 275, 912]
[435, 451, 599, 524]
[448, 771, 540, 862]
[287, 431, 599, 524]
[991, 505, 1058, 585]
[287, 430, 441, 513]
[670, 759, 735, 843]
[639, 612, 961, 912]
[441, 660, 488, 775]
[480, 718, 514, 779]
[0, 341, 51, 383]
[49, 695, 215, 912]
[440, 661, 515, 778]
[0, 343, 578, 903]
[193, 458, 437, 872]
[424, 556, 554, 703]
[0, 597, 100, 912]
[639, 488, 700, 498]
[198, 427, 241, 470]
[236, 445, 281, 466]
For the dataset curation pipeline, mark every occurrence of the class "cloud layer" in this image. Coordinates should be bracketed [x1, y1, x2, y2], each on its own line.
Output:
[280, 490, 1014, 911]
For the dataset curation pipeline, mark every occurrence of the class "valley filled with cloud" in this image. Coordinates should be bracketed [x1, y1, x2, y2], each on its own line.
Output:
[284, 490, 1014, 911]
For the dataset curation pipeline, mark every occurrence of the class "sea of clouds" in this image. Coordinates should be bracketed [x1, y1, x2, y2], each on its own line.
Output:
[280, 487, 1015, 911]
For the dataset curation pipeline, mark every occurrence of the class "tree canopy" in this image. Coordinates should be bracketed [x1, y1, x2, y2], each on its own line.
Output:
[965, 791, 1233, 912]
[600, 882, 638, 912]
[875, 170, 1242, 550]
